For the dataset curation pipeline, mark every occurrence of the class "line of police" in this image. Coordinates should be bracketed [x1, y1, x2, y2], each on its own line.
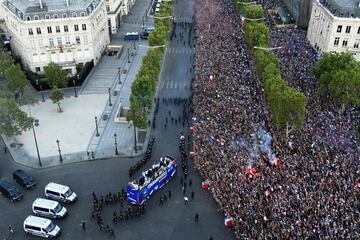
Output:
[128, 136, 155, 178]
[90, 189, 145, 238]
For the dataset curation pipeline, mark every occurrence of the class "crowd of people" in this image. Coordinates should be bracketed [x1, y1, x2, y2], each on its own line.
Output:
[191, 0, 359, 238]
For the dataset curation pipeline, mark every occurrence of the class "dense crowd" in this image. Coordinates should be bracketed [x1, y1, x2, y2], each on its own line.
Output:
[192, 0, 359, 238]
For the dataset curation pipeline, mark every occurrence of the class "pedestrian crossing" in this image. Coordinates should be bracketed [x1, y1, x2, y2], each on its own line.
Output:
[158, 79, 190, 89]
[165, 47, 195, 54]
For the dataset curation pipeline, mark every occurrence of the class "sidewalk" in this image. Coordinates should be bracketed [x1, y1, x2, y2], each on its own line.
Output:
[3, 0, 155, 168]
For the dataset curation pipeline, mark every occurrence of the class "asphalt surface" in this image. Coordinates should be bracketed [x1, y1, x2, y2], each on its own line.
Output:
[0, 0, 236, 239]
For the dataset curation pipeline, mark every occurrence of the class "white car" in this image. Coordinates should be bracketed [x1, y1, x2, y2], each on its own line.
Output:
[23, 215, 60, 238]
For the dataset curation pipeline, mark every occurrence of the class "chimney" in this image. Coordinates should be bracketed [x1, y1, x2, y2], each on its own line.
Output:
[66, 0, 69, 7]
[39, 0, 43, 9]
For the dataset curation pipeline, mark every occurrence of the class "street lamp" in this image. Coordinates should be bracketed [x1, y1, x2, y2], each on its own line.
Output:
[133, 40, 136, 50]
[127, 47, 130, 63]
[118, 67, 122, 84]
[108, 88, 112, 106]
[56, 139, 63, 163]
[114, 133, 118, 155]
[73, 76, 78, 98]
[31, 119, 42, 167]
[95, 116, 100, 136]
[36, 79, 45, 102]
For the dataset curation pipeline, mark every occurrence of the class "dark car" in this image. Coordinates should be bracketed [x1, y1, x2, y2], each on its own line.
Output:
[140, 28, 155, 39]
[13, 169, 36, 189]
[0, 180, 23, 202]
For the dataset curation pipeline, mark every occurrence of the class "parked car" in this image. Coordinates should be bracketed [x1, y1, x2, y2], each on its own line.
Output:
[23, 215, 61, 238]
[32, 198, 67, 219]
[140, 28, 155, 39]
[0, 180, 23, 202]
[124, 32, 139, 41]
[13, 169, 36, 189]
[45, 182, 77, 203]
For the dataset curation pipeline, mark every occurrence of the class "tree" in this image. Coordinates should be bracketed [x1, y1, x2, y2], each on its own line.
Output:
[311, 52, 360, 107]
[44, 63, 67, 89]
[244, 22, 269, 47]
[50, 88, 64, 112]
[254, 49, 280, 77]
[328, 68, 360, 109]
[127, 97, 147, 129]
[241, 4, 264, 19]
[311, 52, 358, 95]
[263, 62, 281, 80]
[4, 64, 29, 96]
[0, 48, 14, 80]
[19, 85, 38, 106]
[0, 98, 33, 137]
[273, 87, 307, 138]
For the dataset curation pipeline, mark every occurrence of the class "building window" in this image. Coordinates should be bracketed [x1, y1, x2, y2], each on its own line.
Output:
[74, 24, 79, 31]
[57, 37, 62, 46]
[337, 25, 342, 33]
[64, 25, 69, 32]
[106, 5, 110, 11]
[354, 40, 360, 48]
[65, 36, 70, 45]
[35, 67, 41, 72]
[31, 40, 36, 49]
[345, 26, 351, 33]
[47, 26, 52, 33]
[334, 37, 340, 46]
[36, 27, 41, 34]
[45, 14, 50, 19]
[82, 24, 87, 30]
[56, 26, 60, 33]
[76, 36, 81, 44]
[26, 16, 31, 21]
[49, 38, 54, 47]
[342, 39, 348, 47]
[72, 12, 77, 18]
[54, 14, 58, 19]
[28, 28, 33, 35]
[38, 39, 43, 47]
[63, 13, 67, 18]
[358, 27, 360, 34]
[83, 35, 88, 44]
[81, 12, 86, 17]
[34, 15, 39, 20]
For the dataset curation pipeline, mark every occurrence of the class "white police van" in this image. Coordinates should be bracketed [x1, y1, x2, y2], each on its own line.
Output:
[45, 182, 77, 203]
[23, 215, 60, 238]
[32, 198, 67, 219]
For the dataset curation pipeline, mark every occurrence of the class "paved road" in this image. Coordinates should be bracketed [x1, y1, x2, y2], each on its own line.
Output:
[0, 0, 236, 239]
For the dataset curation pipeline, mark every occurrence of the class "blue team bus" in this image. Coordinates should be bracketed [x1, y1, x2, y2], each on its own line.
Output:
[127, 156, 177, 205]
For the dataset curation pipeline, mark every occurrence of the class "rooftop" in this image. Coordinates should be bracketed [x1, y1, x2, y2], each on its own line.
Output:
[3, 0, 102, 20]
[319, 0, 360, 18]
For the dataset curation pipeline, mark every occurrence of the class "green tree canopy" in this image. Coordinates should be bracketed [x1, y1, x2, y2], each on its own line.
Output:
[44, 63, 68, 89]
[0, 97, 33, 137]
[328, 67, 360, 106]
[311, 52, 360, 106]
[254, 49, 280, 77]
[0, 48, 14, 79]
[50, 88, 64, 112]
[4, 64, 29, 94]
[241, 4, 264, 19]
[244, 22, 269, 48]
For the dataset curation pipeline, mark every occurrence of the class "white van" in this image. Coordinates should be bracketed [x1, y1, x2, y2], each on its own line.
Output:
[32, 198, 67, 219]
[155, 7, 160, 13]
[156, 3, 160, 8]
[157, 0, 162, 3]
[45, 182, 77, 203]
[23, 215, 60, 238]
